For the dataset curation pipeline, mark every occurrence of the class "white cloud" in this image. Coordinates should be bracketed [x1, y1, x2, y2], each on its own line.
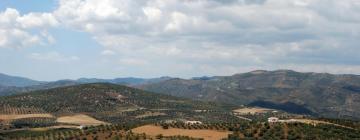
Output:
[101, 50, 116, 56]
[0, 8, 58, 48]
[119, 58, 149, 66]
[2, 0, 359, 76]
[143, 7, 162, 22]
[30, 52, 79, 62]
[17, 12, 58, 28]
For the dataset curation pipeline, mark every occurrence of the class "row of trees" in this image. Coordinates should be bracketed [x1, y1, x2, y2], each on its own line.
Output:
[0, 105, 45, 114]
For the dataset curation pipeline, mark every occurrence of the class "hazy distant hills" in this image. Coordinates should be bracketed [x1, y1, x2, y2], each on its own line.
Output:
[77, 76, 172, 85]
[0, 73, 43, 87]
[139, 70, 360, 119]
[1, 70, 360, 119]
[0, 73, 172, 96]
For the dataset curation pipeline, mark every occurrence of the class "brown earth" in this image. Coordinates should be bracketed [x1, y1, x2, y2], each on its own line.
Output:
[0, 114, 54, 120]
[132, 125, 232, 140]
[135, 112, 166, 119]
[56, 114, 108, 126]
[233, 107, 273, 115]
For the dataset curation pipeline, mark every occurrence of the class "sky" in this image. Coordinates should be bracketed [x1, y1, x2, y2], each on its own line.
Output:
[0, 0, 360, 81]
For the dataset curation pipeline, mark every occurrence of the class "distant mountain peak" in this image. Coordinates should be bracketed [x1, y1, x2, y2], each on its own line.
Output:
[272, 69, 297, 73]
[248, 70, 268, 74]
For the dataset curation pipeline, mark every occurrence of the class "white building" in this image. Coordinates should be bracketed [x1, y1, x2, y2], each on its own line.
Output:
[185, 121, 202, 125]
[268, 117, 279, 123]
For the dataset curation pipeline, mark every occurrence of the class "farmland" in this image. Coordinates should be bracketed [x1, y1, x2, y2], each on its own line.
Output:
[132, 125, 232, 140]
[0, 114, 54, 121]
[233, 107, 274, 115]
[56, 114, 108, 126]
[0, 83, 359, 140]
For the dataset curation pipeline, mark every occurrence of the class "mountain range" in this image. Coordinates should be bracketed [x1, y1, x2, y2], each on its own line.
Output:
[1, 70, 360, 119]
[0, 74, 171, 96]
[0, 73, 43, 87]
[139, 70, 360, 119]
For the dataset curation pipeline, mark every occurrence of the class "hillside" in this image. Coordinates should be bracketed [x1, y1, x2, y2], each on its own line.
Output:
[0, 76, 172, 96]
[77, 76, 172, 85]
[0, 83, 233, 124]
[139, 70, 360, 119]
[0, 80, 82, 96]
[1, 83, 360, 140]
[0, 73, 42, 87]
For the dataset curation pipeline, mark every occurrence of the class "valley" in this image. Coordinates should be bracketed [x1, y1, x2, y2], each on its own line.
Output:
[1, 0, 359, 139]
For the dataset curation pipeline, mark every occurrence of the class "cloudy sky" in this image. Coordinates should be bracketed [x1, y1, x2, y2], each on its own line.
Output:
[0, 0, 359, 81]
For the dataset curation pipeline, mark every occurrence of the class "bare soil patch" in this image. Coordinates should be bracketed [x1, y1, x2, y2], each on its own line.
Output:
[0, 114, 54, 120]
[135, 112, 166, 119]
[233, 107, 273, 115]
[56, 114, 107, 126]
[132, 125, 231, 140]
[286, 119, 354, 129]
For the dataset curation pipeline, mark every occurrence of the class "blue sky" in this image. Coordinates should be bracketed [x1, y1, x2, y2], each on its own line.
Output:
[0, 0, 360, 81]
[0, 0, 56, 13]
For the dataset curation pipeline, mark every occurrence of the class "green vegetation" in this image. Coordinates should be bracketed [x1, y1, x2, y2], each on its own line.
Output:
[141, 70, 360, 119]
[2, 122, 359, 140]
[0, 83, 230, 124]
[0, 83, 359, 139]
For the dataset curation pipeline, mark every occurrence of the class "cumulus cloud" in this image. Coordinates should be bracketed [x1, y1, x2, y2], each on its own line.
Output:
[0, 8, 58, 48]
[3, 0, 360, 76]
[50, 0, 360, 75]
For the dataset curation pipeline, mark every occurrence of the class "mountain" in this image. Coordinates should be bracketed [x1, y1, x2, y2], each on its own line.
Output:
[2, 83, 359, 140]
[0, 83, 230, 124]
[0, 76, 172, 96]
[0, 80, 82, 96]
[139, 70, 360, 119]
[77, 76, 172, 85]
[0, 73, 42, 87]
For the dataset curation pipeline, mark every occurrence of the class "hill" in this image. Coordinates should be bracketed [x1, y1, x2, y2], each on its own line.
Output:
[0, 80, 82, 96]
[0, 83, 359, 140]
[0, 73, 42, 87]
[139, 70, 360, 119]
[0, 83, 233, 124]
[77, 76, 172, 85]
[0, 76, 172, 96]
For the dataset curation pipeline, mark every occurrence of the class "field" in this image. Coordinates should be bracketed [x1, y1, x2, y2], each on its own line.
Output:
[132, 125, 232, 140]
[0, 114, 54, 121]
[284, 119, 354, 129]
[0, 84, 359, 140]
[135, 111, 166, 119]
[56, 114, 108, 126]
[0, 113, 106, 126]
[233, 107, 274, 115]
